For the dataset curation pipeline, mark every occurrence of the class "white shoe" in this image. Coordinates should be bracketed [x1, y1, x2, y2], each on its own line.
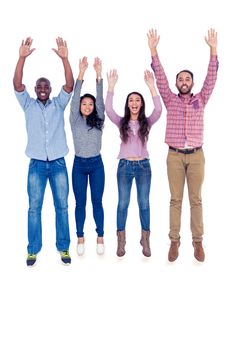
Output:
[77, 242, 85, 256]
[96, 243, 105, 255]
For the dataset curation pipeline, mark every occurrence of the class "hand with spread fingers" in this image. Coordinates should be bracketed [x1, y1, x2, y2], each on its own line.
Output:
[19, 37, 35, 58]
[144, 70, 158, 97]
[52, 37, 68, 59]
[106, 69, 118, 93]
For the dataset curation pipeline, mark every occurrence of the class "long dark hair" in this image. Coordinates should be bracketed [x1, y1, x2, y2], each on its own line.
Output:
[120, 92, 149, 144]
[80, 93, 104, 131]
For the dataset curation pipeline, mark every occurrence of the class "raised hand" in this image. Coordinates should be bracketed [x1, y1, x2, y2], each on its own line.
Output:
[144, 70, 155, 87]
[205, 28, 217, 49]
[79, 56, 88, 72]
[147, 29, 160, 50]
[77, 56, 88, 80]
[52, 37, 68, 59]
[144, 70, 158, 96]
[19, 37, 35, 58]
[107, 69, 118, 92]
[93, 57, 102, 78]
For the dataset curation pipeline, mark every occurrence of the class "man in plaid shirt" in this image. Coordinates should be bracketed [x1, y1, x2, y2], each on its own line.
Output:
[148, 28, 218, 262]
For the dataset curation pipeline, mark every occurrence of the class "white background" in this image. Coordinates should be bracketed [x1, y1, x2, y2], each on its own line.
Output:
[1, 0, 232, 349]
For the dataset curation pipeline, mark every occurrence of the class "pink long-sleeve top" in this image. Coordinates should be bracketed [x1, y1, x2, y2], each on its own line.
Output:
[105, 92, 162, 159]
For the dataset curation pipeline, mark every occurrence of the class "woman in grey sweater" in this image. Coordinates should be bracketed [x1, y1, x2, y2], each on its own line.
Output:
[70, 57, 105, 255]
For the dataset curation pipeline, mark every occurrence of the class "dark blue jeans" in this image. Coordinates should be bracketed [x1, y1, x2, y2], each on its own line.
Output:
[117, 159, 151, 231]
[72, 155, 105, 238]
[27, 158, 70, 254]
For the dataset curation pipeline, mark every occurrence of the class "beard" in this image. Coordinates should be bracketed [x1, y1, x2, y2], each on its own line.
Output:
[177, 85, 192, 95]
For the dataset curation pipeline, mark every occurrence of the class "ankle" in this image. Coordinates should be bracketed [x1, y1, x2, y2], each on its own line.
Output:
[97, 236, 104, 244]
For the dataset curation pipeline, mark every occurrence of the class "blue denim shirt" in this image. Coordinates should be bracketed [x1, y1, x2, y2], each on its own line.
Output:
[15, 87, 72, 161]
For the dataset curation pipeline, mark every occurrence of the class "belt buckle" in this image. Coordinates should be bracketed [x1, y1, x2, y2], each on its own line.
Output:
[184, 148, 195, 154]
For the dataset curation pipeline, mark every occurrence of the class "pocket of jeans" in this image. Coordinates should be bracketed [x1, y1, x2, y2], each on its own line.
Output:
[55, 158, 66, 167]
[139, 160, 151, 171]
[29, 159, 37, 168]
[118, 159, 126, 169]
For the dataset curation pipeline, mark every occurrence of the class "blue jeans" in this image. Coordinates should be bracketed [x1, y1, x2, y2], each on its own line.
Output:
[27, 158, 70, 254]
[117, 159, 151, 231]
[72, 155, 105, 237]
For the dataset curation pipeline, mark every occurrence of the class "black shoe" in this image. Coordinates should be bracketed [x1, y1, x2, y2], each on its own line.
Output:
[26, 254, 37, 267]
[60, 251, 71, 265]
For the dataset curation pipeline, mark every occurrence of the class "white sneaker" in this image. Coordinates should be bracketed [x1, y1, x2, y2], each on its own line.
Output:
[96, 243, 105, 255]
[77, 242, 85, 256]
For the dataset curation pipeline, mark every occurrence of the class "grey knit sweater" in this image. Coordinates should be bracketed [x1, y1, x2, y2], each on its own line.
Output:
[69, 79, 105, 158]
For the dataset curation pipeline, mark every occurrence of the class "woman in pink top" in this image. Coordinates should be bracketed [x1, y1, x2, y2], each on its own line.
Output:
[105, 69, 162, 257]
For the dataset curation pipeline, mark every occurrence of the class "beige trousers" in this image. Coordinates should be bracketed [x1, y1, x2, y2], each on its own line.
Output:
[167, 148, 205, 242]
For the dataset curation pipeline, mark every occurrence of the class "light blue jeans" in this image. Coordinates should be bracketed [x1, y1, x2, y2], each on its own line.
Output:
[27, 158, 70, 254]
[117, 159, 151, 231]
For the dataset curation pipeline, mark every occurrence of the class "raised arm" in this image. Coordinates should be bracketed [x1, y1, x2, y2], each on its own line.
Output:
[144, 70, 162, 126]
[93, 56, 102, 81]
[200, 28, 218, 104]
[93, 57, 105, 120]
[52, 37, 74, 93]
[13, 37, 35, 92]
[105, 70, 121, 126]
[147, 28, 173, 106]
[70, 57, 88, 123]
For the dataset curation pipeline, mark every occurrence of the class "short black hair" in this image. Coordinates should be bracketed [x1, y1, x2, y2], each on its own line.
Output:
[176, 70, 194, 81]
[36, 77, 51, 86]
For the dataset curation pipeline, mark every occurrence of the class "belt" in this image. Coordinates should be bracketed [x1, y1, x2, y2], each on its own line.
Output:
[169, 146, 202, 154]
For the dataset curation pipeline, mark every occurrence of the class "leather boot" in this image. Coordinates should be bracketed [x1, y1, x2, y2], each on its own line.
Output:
[140, 230, 151, 257]
[193, 241, 205, 262]
[117, 230, 126, 257]
[168, 241, 180, 262]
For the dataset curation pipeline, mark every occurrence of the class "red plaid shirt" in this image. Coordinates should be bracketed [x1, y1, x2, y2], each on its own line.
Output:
[151, 55, 218, 148]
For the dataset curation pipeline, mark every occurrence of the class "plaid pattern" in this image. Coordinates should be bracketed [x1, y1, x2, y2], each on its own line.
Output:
[151, 55, 218, 148]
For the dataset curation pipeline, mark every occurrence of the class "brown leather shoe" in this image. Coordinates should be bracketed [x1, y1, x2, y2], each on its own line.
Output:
[117, 230, 126, 257]
[193, 241, 205, 262]
[140, 230, 151, 257]
[168, 241, 180, 262]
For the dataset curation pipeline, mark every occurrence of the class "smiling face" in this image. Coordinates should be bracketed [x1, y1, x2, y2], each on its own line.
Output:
[127, 93, 143, 120]
[80, 97, 95, 117]
[35, 78, 51, 104]
[176, 71, 194, 95]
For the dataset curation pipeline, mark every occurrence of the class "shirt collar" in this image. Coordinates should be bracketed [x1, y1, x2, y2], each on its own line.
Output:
[36, 98, 52, 108]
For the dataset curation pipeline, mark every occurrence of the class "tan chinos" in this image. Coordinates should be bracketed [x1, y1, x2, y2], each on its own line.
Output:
[167, 148, 205, 242]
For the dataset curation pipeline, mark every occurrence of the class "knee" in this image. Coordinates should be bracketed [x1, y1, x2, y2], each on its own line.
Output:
[170, 198, 182, 208]
[118, 199, 129, 211]
[29, 195, 43, 211]
[190, 197, 202, 207]
[138, 199, 149, 211]
[55, 195, 68, 210]
[92, 198, 103, 208]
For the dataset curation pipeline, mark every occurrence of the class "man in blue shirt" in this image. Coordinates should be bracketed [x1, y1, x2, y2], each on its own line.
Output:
[13, 37, 74, 266]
